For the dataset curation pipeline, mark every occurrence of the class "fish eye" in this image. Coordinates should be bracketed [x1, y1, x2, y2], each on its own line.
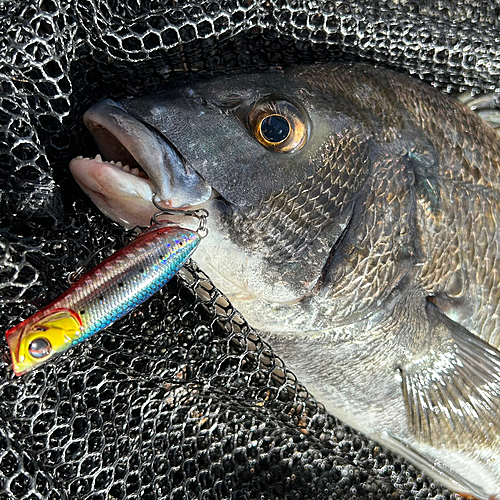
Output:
[28, 337, 52, 359]
[249, 99, 308, 153]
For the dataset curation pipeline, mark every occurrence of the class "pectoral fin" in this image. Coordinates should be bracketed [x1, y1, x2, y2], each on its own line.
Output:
[400, 302, 500, 449]
[394, 302, 500, 498]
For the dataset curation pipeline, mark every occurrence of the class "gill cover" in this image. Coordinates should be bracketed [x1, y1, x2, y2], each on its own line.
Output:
[6, 308, 82, 376]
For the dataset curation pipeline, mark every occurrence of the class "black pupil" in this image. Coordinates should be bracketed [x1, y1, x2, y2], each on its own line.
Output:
[260, 115, 290, 143]
[28, 337, 52, 359]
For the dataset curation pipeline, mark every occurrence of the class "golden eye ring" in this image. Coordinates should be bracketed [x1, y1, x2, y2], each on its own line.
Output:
[248, 99, 309, 153]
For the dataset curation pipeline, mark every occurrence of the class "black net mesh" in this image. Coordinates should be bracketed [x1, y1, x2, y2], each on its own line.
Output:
[1, 1, 499, 499]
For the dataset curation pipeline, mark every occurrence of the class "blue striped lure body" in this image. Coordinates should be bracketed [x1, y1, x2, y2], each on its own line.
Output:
[6, 224, 200, 375]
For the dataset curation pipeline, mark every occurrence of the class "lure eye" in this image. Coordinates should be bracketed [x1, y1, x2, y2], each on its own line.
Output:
[249, 99, 308, 153]
[28, 337, 52, 359]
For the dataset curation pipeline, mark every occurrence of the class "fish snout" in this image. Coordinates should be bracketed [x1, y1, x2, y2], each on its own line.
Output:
[70, 99, 212, 227]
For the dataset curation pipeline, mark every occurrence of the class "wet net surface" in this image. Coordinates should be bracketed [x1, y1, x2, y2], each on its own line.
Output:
[1, 1, 500, 499]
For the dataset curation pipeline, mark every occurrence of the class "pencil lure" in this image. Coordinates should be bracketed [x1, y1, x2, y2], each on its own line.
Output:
[6, 222, 201, 376]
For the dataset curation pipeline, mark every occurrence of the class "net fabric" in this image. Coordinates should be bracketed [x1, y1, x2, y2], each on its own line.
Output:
[1, 0, 499, 498]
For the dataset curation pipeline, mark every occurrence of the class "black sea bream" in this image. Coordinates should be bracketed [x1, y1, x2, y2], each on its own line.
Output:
[70, 63, 500, 499]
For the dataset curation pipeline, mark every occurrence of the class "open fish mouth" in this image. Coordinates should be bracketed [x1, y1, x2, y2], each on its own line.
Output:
[69, 99, 213, 228]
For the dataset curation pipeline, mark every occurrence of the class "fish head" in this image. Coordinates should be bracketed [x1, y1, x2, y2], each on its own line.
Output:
[6, 308, 82, 375]
[69, 66, 377, 324]
[70, 69, 343, 218]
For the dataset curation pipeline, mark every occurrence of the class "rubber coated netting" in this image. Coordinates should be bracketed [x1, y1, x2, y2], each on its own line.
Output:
[1, 1, 500, 499]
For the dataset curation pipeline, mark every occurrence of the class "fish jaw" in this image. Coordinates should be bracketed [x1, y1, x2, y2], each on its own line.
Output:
[70, 98, 212, 227]
[69, 155, 157, 228]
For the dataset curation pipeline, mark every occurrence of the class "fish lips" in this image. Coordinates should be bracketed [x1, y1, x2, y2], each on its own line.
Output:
[81, 98, 212, 208]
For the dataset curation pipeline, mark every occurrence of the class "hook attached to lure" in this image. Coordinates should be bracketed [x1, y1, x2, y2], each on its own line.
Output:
[150, 197, 209, 237]
[5, 205, 209, 376]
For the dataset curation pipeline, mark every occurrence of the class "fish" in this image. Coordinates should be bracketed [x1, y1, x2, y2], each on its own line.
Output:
[69, 62, 500, 499]
[6, 223, 201, 376]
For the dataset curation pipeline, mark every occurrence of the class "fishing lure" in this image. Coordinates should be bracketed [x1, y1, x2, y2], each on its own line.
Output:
[5, 208, 208, 376]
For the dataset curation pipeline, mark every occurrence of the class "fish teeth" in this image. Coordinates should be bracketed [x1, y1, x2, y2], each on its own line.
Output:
[131, 168, 140, 176]
[116, 161, 123, 167]
[122, 165, 131, 173]
[109, 160, 115, 164]
[76, 155, 83, 159]
[95, 154, 102, 162]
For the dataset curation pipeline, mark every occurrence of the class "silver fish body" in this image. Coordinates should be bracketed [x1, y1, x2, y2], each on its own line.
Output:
[70, 63, 500, 498]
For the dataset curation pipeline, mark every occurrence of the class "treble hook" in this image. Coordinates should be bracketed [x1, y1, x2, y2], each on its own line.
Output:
[150, 196, 209, 238]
